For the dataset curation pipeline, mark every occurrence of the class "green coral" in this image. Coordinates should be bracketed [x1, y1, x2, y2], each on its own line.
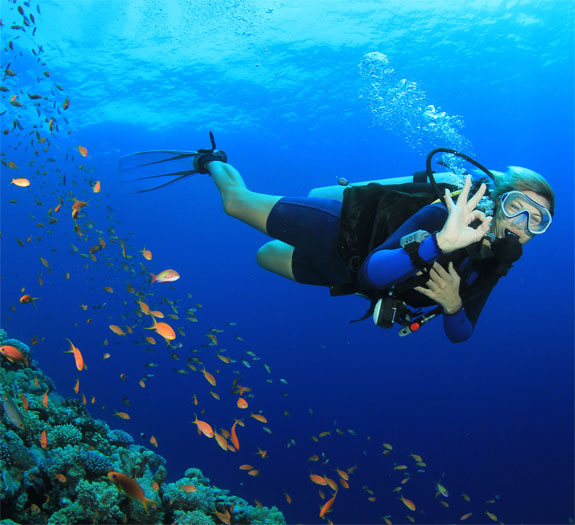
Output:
[0, 328, 286, 525]
[48, 424, 82, 446]
[172, 509, 216, 525]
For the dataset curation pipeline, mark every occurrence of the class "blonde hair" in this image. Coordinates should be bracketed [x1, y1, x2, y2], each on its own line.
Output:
[489, 166, 555, 216]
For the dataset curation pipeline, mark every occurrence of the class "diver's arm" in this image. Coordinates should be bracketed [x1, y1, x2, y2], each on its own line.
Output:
[443, 281, 496, 343]
[357, 205, 448, 289]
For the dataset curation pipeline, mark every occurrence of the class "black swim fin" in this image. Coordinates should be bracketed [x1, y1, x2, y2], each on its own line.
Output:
[118, 131, 226, 193]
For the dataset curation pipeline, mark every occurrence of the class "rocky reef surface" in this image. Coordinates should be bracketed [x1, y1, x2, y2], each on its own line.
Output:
[0, 329, 285, 524]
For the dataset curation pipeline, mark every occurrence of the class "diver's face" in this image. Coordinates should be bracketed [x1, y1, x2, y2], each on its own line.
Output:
[492, 190, 551, 245]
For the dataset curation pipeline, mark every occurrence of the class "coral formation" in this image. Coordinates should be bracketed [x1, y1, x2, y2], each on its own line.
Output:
[0, 329, 286, 524]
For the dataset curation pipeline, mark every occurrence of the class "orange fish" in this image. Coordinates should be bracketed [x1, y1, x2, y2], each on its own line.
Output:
[250, 413, 268, 423]
[146, 318, 176, 342]
[73, 378, 80, 394]
[139, 380, 146, 388]
[40, 430, 48, 449]
[144, 336, 156, 345]
[104, 286, 114, 293]
[192, 414, 214, 438]
[256, 447, 267, 459]
[320, 489, 338, 518]
[55, 473, 67, 483]
[179, 484, 197, 493]
[214, 431, 229, 451]
[230, 419, 241, 451]
[19, 294, 39, 306]
[109, 325, 126, 336]
[150, 269, 180, 284]
[114, 411, 131, 420]
[0, 345, 29, 366]
[149, 436, 158, 447]
[42, 390, 49, 407]
[107, 472, 157, 514]
[399, 494, 416, 511]
[310, 474, 328, 486]
[152, 481, 160, 491]
[460, 512, 473, 521]
[284, 492, 292, 504]
[64, 338, 85, 371]
[141, 248, 152, 260]
[11, 178, 30, 187]
[82, 394, 87, 405]
[103, 353, 111, 360]
[206, 333, 218, 345]
[201, 367, 216, 386]
[77, 145, 88, 157]
[248, 469, 259, 477]
[138, 300, 151, 316]
[20, 393, 29, 411]
[239, 464, 254, 470]
[93, 180, 101, 193]
[236, 397, 248, 409]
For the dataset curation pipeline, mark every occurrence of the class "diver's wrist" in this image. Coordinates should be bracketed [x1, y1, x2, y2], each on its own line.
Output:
[434, 231, 453, 253]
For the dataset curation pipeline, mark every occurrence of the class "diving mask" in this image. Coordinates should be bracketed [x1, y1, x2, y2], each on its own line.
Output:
[500, 191, 552, 235]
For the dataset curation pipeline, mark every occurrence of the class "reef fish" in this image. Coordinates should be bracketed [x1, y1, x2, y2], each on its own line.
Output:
[150, 269, 180, 284]
[107, 472, 157, 514]
[0, 345, 29, 366]
[2, 393, 25, 429]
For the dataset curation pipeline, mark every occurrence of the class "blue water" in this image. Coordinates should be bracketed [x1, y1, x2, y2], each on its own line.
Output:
[2, 0, 574, 523]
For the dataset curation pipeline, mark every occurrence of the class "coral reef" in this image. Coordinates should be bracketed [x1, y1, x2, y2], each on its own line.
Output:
[0, 329, 286, 524]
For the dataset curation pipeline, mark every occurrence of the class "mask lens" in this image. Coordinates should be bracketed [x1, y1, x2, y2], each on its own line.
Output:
[501, 191, 551, 234]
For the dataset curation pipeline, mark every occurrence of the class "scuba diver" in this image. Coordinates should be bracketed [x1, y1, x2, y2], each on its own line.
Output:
[120, 133, 555, 343]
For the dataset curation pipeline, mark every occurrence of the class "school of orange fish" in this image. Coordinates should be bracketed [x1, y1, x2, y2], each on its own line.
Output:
[0, 1, 508, 523]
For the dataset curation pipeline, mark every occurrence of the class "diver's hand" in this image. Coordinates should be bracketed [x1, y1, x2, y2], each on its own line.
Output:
[435, 175, 492, 253]
[414, 262, 462, 314]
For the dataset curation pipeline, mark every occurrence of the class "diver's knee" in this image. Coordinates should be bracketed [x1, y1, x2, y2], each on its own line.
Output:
[256, 243, 272, 269]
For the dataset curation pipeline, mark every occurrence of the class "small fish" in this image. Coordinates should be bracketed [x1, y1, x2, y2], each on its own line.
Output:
[192, 414, 214, 438]
[141, 248, 152, 260]
[109, 325, 126, 336]
[236, 397, 248, 409]
[399, 494, 416, 511]
[107, 472, 157, 514]
[460, 512, 472, 521]
[64, 338, 86, 371]
[40, 429, 48, 449]
[250, 413, 268, 423]
[149, 436, 158, 447]
[77, 145, 88, 157]
[11, 178, 30, 187]
[319, 489, 337, 518]
[0, 345, 29, 366]
[179, 484, 197, 492]
[2, 393, 25, 429]
[150, 269, 180, 284]
[201, 367, 216, 386]
[114, 411, 131, 420]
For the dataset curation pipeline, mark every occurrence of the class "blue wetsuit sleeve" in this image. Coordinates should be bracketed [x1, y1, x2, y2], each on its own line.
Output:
[444, 282, 496, 343]
[357, 204, 448, 289]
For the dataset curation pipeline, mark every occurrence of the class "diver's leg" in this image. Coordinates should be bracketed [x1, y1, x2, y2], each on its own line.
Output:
[256, 240, 296, 281]
[206, 161, 282, 235]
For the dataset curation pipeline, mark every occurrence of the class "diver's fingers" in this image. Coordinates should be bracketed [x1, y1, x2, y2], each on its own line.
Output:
[414, 285, 433, 298]
[468, 210, 486, 224]
[430, 262, 449, 280]
[444, 187, 455, 211]
[476, 216, 493, 236]
[447, 261, 460, 279]
[467, 182, 487, 210]
[456, 175, 472, 206]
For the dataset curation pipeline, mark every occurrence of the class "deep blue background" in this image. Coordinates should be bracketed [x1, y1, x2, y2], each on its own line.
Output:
[1, 1, 573, 523]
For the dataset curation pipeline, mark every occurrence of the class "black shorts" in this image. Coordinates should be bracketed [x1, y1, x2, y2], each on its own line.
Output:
[265, 197, 350, 286]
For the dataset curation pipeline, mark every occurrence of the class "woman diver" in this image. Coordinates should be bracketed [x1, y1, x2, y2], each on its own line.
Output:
[120, 137, 555, 343]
